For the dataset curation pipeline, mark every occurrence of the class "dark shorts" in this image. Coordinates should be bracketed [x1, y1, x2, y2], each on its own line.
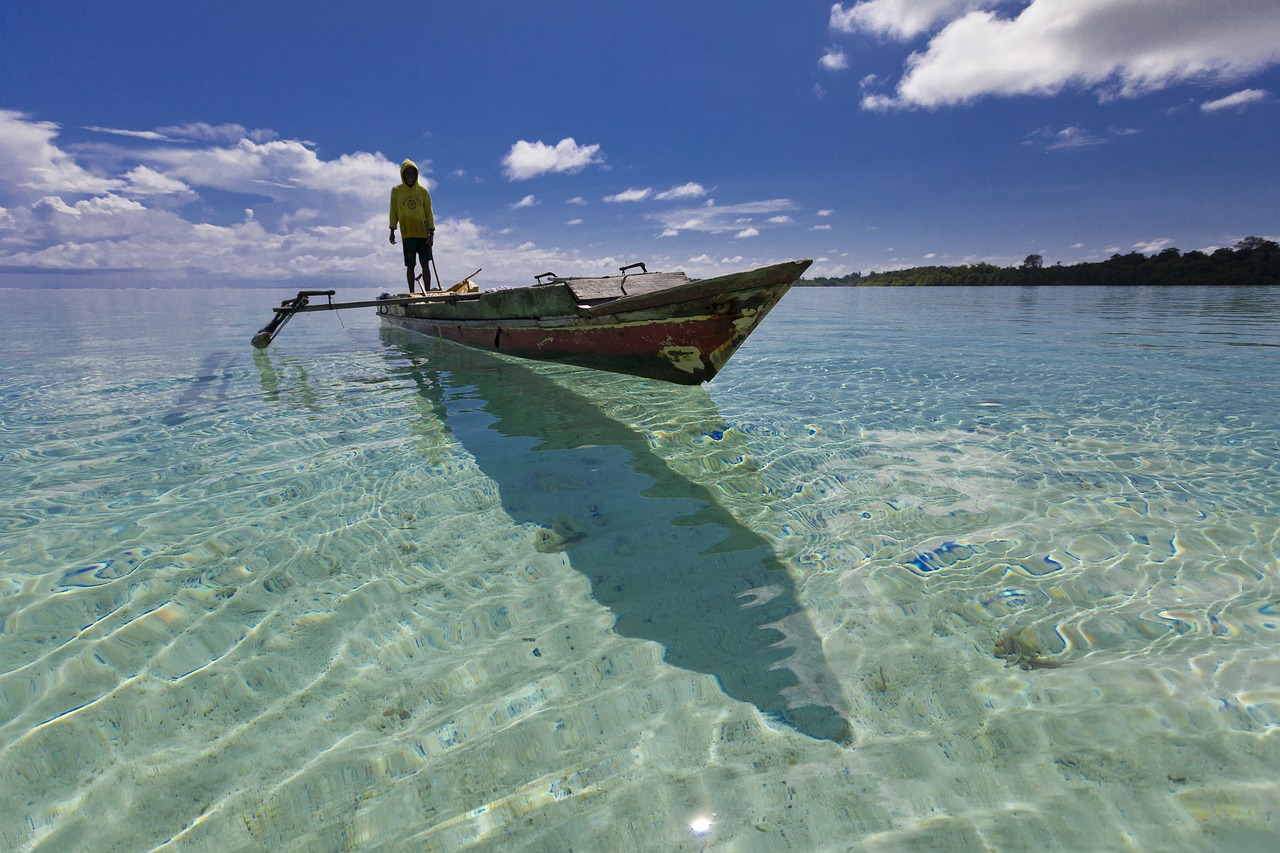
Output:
[402, 237, 433, 267]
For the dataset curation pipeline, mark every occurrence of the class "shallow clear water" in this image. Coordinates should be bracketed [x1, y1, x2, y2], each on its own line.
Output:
[1, 284, 1278, 850]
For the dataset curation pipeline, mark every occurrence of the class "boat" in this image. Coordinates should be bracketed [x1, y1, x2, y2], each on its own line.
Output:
[252, 259, 811, 385]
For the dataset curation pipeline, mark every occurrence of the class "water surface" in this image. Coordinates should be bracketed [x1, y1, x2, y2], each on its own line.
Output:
[1, 284, 1278, 850]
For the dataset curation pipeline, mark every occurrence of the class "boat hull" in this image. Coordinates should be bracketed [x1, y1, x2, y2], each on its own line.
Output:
[378, 259, 810, 384]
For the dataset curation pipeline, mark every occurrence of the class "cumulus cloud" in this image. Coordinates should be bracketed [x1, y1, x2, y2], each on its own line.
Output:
[0, 112, 775, 286]
[831, 0, 996, 40]
[511, 194, 539, 209]
[0, 110, 123, 198]
[1201, 88, 1270, 112]
[0, 111, 427, 281]
[734, 228, 760, 239]
[604, 187, 652, 203]
[501, 137, 603, 180]
[0, 112, 681, 287]
[121, 165, 194, 197]
[134, 138, 392, 211]
[820, 47, 849, 71]
[840, 0, 1280, 109]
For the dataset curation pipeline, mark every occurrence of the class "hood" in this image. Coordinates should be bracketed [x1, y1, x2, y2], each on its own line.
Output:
[400, 159, 418, 185]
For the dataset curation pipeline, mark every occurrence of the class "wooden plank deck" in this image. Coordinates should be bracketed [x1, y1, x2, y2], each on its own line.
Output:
[566, 272, 690, 302]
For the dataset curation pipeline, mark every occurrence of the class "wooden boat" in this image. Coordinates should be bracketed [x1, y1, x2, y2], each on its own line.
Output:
[253, 259, 811, 384]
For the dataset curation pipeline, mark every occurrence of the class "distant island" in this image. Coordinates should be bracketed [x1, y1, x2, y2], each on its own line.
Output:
[801, 237, 1279, 287]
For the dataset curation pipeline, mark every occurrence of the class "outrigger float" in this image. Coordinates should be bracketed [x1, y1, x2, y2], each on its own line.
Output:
[252, 259, 811, 384]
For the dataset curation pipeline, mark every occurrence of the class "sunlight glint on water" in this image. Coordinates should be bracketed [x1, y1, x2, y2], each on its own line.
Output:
[1, 284, 1278, 850]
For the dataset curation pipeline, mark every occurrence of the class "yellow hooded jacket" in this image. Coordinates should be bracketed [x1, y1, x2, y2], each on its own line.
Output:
[389, 159, 435, 239]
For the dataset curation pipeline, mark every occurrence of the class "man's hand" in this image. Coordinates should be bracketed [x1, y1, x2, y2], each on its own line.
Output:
[427, 230, 435, 247]
[389, 230, 397, 245]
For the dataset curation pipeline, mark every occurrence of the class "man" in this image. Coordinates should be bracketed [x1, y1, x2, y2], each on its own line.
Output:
[389, 159, 435, 293]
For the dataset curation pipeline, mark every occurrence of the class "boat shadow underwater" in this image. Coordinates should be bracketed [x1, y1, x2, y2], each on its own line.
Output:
[378, 328, 851, 744]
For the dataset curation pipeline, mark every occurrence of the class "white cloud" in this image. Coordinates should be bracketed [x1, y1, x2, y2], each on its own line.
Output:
[1201, 88, 1270, 112]
[566, 196, 588, 205]
[122, 165, 193, 196]
[502, 137, 603, 180]
[831, 0, 995, 40]
[0, 112, 424, 282]
[139, 138, 391, 210]
[766, 215, 793, 224]
[85, 122, 279, 144]
[84, 126, 170, 141]
[817, 208, 834, 216]
[811, 224, 832, 231]
[1024, 125, 1108, 151]
[1133, 237, 1174, 254]
[604, 187, 652, 203]
[567, 218, 583, 225]
[0, 112, 771, 287]
[0, 110, 123, 198]
[654, 182, 708, 201]
[650, 199, 796, 236]
[854, 0, 1280, 109]
[734, 228, 760, 239]
[156, 122, 278, 143]
[820, 47, 849, 71]
[512, 194, 539, 209]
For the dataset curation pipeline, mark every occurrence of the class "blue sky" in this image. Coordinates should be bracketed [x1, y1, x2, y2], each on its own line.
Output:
[2, 0, 1278, 288]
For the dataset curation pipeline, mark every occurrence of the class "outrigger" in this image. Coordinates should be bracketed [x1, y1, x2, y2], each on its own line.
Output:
[250, 276, 478, 350]
[251, 260, 810, 385]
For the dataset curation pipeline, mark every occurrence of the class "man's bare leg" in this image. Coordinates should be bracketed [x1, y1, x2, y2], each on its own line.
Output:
[406, 266, 417, 294]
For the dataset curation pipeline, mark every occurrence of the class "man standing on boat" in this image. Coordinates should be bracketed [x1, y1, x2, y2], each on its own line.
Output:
[389, 159, 435, 293]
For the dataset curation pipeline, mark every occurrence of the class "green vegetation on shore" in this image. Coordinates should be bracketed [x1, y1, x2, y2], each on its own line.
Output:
[802, 237, 1279, 287]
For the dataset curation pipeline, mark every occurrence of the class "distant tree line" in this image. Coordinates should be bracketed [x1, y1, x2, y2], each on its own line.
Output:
[801, 237, 1280, 287]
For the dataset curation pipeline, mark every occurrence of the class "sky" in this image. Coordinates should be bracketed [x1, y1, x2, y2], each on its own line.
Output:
[2, 0, 1279, 288]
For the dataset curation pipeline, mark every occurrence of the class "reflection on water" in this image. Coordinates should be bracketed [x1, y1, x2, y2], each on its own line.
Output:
[380, 328, 852, 744]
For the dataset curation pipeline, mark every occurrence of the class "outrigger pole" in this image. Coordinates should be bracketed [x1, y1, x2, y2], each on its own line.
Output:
[251, 269, 482, 349]
[250, 291, 422, 349]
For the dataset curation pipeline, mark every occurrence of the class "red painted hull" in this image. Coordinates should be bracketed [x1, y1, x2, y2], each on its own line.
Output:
[378, 260, 811, 384]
